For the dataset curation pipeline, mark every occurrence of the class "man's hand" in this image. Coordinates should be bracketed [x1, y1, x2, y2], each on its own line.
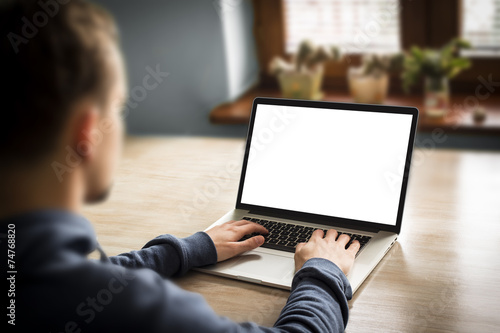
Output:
[294, 229, 360, 275]
[205, 220, 268, 262]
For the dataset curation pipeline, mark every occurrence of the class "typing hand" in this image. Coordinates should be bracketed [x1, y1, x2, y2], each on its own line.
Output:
[205, 220, 268, 262]
[294, 229, 360, 275]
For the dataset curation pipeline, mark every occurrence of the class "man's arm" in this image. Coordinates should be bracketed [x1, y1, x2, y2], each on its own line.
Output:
[156, 258, 351, 332]
[101, 227, 358, 333]
[19, 224, 356, 333]
[108, 231, 217, 277]
[108, 220, 268, 277]
[87, 257, 351, 333]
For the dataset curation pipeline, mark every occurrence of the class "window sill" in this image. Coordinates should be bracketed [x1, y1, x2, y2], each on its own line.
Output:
[209, 87, 500, 136]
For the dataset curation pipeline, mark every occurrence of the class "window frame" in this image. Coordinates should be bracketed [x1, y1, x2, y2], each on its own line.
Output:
[460, 0, 500, 58]
[252, 0, 500, 93]
[282, 0, 402, 55]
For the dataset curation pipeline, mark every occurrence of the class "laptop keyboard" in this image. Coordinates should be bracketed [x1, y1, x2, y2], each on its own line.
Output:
[239, 217, 371, 256]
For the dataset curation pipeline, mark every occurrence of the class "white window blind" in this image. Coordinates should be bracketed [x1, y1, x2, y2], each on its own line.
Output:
[461, 0, 500, 57]
[283, 0, 401, 54]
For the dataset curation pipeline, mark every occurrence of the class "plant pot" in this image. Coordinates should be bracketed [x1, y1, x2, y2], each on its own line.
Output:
[277, 66, 324, 100]
[424, 76, 449, 117]
[348, 67, 389, 104]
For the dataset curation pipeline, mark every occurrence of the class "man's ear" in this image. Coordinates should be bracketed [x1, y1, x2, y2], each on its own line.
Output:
[72, 106, 99, 163]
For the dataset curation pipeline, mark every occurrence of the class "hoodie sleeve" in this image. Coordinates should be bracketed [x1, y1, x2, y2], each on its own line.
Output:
[108, 231, 217, 277]
[73, 257, 351, 333]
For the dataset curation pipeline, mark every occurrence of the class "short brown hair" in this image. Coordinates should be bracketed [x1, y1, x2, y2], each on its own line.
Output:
[0, 0, 118, 165]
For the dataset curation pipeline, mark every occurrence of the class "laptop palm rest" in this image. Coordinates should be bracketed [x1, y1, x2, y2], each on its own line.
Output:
[209, 250, 295, 285]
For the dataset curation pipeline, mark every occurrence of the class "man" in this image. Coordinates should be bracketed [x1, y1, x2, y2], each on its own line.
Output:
[0, 1, 360, 332]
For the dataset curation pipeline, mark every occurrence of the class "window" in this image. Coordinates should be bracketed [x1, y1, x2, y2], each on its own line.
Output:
[283, 0, 401, 54]
[252, 0, 500, 92]
[461, 0, 500, 57]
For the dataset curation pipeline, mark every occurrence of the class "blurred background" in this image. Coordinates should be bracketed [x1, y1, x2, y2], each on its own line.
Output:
[96, 0, 500, 149]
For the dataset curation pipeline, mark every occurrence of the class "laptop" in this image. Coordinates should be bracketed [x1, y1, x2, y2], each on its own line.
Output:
[197, 97, 418, 293]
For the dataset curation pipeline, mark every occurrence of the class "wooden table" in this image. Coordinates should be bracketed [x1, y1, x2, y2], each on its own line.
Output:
[83, 136, 500, 332]
[210, 88, 500, 136]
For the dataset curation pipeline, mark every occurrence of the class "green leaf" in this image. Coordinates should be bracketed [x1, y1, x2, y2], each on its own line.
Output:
[410, 46, 424, 62]
[446, 58, 471, 78]
[455, 38, 472, 49]
[401, 38, 473, 90]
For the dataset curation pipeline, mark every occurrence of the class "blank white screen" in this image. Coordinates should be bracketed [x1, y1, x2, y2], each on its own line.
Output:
[240, 104, 413, 226]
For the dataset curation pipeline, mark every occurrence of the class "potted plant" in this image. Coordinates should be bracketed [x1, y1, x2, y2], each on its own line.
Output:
[348, 53, 404, 104]
[402, 38, 471, 117]
[269, 40, 342, 100]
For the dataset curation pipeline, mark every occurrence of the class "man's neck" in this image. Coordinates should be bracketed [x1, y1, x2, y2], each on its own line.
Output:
[0, 161, 84, 220]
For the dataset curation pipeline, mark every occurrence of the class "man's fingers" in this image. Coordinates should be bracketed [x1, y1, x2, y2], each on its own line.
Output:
[337, 234, 351, 246]
[237, 222, 268, 236]
[295, 242, 305, 252]
[231, 220, 249, 226]
[325, 229, 338, 241]
[347, 240, 360, 254]
[234, 235, 265, 255]
[310, 229, 324, 241]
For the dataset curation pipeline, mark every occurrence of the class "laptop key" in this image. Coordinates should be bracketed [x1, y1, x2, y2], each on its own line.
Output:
[240, 219, 372, 255]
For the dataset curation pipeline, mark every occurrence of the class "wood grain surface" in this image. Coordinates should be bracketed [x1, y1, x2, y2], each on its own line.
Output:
[83, 136, 500, 332]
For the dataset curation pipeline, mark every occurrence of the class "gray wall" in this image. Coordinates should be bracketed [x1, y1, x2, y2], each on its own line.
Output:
[96, 0, 258, 136]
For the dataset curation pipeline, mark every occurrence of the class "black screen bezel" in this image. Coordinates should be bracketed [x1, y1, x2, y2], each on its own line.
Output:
[235, 97, 419, 234]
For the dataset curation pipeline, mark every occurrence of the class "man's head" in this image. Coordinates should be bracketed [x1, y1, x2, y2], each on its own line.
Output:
[0, 0, 126, 207]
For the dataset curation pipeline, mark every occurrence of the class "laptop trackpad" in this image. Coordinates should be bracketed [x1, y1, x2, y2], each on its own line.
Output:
[230, 252, 294, 281]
